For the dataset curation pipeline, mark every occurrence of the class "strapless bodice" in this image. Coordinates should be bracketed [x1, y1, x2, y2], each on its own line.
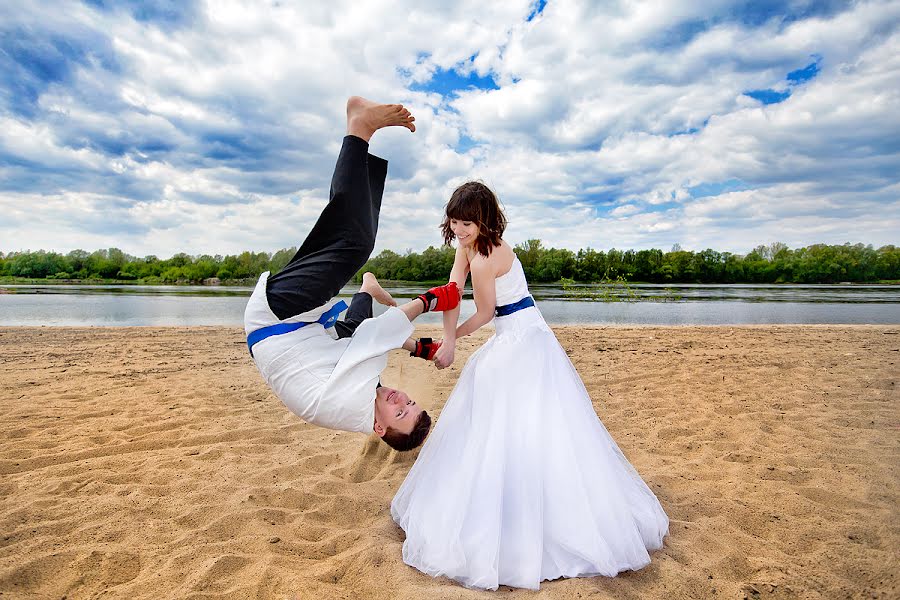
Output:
[494, 256, 530, 306]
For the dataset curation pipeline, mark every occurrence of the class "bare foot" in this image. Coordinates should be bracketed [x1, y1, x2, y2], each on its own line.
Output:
[360, 272, 397, 306]
[346, 96, 415, 142]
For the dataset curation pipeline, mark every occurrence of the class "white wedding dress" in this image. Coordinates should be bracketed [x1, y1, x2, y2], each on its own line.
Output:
[391, 257, 669, 590]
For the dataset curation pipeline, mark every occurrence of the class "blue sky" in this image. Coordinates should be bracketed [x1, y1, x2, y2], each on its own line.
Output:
[1, 0, 898, 257]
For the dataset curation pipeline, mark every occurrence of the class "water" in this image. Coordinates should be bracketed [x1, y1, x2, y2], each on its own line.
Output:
[1, 283, 898, 326]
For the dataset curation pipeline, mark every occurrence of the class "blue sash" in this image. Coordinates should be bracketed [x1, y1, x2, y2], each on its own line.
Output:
[247, 300, 348, 357]
[495, 296, 535, 317]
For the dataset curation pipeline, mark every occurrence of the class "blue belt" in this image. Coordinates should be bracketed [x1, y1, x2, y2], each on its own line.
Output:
[247, 300, 348, 357]
[495, 296, 534, 317]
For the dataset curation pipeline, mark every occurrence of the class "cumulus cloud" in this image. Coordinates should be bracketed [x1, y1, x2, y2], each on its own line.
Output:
[0, 0, 897, 258]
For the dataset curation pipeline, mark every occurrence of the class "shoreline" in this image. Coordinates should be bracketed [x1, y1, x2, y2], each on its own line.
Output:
[4, 278, 900, 286]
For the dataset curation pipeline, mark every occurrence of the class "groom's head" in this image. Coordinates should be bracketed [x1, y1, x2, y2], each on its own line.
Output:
[373, 386, 431, 451]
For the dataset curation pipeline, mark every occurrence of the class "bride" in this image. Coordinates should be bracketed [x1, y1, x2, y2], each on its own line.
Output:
[391, 181, 669, 590]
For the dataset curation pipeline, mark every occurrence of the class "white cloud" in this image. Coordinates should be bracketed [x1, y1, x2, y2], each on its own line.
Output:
[0, 0, 897, 260]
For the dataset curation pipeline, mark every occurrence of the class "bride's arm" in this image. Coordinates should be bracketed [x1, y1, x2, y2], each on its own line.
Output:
[433, 246, 469, 368]
[455, 257, 496, 339]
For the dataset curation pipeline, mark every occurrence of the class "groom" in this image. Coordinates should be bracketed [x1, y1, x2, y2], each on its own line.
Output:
[244, 97, 459, 451]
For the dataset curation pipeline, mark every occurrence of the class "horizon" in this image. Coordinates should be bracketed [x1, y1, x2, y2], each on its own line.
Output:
[2, 239, 897, 262]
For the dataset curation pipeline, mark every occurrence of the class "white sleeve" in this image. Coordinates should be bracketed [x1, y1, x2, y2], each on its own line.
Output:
[313, 307, 415, 433]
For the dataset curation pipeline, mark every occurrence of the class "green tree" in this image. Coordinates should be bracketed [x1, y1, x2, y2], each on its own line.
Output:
[269, 248, 297, 276]
[535, 247, 575, 282]
[574, 248, 607, 282]
[514, 239, 544, 281]
[2, 242, 897, 284]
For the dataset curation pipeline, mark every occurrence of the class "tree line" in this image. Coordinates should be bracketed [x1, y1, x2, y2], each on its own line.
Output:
[360, 241, 900, 284]
[0, 242, 897, 285]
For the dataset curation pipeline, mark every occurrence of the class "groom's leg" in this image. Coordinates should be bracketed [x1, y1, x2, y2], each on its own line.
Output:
[334, 291, 374, 339]
[266, 135, 388, 320]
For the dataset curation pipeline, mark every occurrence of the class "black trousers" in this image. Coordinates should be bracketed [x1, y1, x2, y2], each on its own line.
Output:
[334, 292, 374, 339]
[266, 135, 387, 336]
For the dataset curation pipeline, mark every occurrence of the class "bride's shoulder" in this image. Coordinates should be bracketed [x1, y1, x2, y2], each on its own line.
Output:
[468, 251, 498, 279]
[468, 250, 488, 268]
[470, 243, 512, 276]
[497, 240, 515, 258]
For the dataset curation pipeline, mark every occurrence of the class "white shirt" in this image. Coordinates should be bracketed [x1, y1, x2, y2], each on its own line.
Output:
[244, 272, 413, 433]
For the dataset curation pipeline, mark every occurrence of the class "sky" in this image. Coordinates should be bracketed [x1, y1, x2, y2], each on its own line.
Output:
[1, 0, 899, 258]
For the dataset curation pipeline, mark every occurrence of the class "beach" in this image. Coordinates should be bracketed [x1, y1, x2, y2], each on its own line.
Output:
[0, 325, 897, 599]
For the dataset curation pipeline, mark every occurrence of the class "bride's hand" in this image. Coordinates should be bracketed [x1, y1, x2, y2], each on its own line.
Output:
[433, 340, 455, 369]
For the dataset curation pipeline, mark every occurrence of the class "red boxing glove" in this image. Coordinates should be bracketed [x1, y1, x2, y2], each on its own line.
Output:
[410, 337, 441, 360]
[417, 281, 460, 312]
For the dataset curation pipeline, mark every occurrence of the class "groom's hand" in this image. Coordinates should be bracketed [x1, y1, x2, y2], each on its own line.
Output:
[433, 340, 455, 370]
[410, 337, 441, 361]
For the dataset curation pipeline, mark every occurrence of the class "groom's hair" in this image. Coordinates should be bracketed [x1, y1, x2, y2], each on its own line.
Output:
[381, 411, 432, 452]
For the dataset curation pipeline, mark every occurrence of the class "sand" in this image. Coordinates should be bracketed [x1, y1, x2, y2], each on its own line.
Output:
[0, 325, 897, 599]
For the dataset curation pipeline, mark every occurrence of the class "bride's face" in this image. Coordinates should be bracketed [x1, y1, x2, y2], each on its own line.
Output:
[373, 386, 422, 435]
[450, 218, 479, 248]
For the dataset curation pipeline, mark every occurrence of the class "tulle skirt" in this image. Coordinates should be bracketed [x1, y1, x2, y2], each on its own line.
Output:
[390, 306, 669, 590]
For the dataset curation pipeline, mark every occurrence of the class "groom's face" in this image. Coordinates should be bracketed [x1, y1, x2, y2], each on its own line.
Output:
[373, 386, 422, 435]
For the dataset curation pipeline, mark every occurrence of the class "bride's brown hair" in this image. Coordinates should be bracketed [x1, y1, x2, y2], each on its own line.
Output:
[441, 181, 507, 257]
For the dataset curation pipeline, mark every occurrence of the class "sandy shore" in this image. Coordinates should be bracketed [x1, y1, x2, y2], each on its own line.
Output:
[0, 325, 897, 599]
